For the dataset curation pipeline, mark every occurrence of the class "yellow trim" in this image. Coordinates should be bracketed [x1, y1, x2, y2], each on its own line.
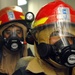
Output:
[20, 15, 25, 20]
[33, 17, 48, 28]
[0, 21, 2, 25]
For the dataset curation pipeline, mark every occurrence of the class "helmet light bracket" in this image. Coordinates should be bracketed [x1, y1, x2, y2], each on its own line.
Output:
[25, 12, 34, 29]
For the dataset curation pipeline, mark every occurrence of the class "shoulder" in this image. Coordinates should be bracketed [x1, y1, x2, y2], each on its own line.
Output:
[13, 56, 34, 75]
[15, 56, 34, 71]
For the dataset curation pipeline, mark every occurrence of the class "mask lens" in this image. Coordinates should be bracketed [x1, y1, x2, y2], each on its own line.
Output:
[35, 22, 75, 45]
[2, 25, 23, 39]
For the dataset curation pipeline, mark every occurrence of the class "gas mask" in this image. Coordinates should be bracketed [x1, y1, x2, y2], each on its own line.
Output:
[34, 22, 75, 68]
[2, 25, 24, 52]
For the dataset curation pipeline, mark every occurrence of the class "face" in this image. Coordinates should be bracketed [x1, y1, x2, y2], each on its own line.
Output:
[3, 23, 24, 39]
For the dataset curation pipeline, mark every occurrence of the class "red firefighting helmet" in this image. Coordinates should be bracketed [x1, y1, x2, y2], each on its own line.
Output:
[0, 6, 25, 26]
[32, 0, 75, 28]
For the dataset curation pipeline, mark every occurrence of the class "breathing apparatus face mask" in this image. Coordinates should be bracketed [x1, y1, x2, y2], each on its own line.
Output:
[2, 25, 24, 52]
[34, 22, 75, 68]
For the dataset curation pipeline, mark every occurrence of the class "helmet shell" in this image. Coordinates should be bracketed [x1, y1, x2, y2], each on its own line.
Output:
[33, 0, 75, 28]
[0, 6, 25, 26]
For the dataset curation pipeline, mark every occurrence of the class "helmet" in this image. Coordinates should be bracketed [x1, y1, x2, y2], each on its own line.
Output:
[0, 6, 26, 26]
[33, 0, 75, 28]
[32, 0, 75, 68]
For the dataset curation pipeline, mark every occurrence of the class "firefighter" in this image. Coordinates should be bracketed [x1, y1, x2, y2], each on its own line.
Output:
[0, 6, 34, 75]
[13, 0, 75, 75]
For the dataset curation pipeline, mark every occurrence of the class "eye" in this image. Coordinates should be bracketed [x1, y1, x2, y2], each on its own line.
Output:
[5, 30, 11, 35]
[16, 30, 22, 34]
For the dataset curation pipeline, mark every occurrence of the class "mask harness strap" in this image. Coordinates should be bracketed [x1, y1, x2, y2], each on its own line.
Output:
[69, 68, 72, 75]
[35, 41, 57, 69]
[0, 49, 3, 62]
[68, 37, 75, 75]
[20, 45, 25, 58]
[0, 36, 4, 62]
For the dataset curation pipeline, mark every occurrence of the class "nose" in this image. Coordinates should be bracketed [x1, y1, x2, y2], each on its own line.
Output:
[12, 32, 17, 37]
[49, 36, 61, 44]
[10, 27, 17, 37]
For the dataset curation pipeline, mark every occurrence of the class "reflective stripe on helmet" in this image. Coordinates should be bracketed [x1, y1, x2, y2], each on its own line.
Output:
[33, 17, 48, 28]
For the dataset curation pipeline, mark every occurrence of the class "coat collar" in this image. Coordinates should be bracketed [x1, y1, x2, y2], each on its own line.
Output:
[26, 57, 57, 75]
